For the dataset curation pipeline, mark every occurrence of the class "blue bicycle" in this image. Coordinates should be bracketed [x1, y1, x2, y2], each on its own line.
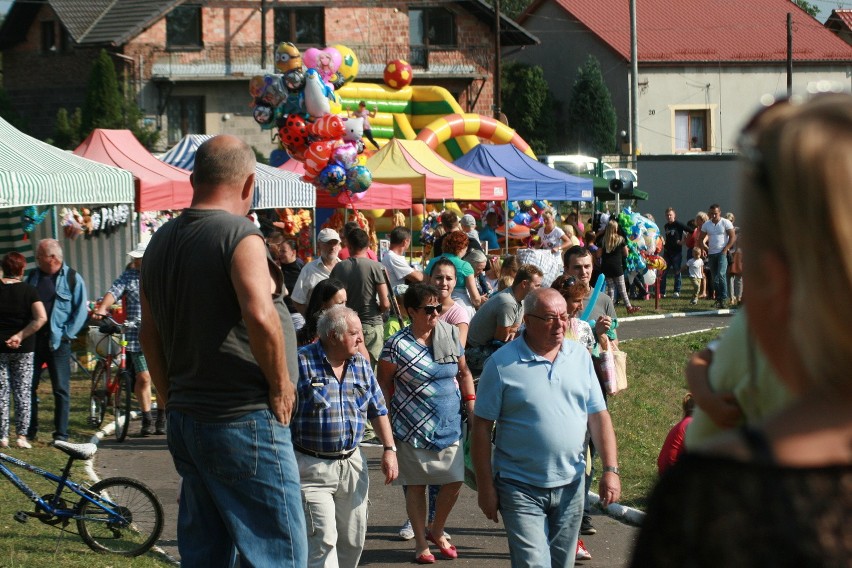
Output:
[2, 440, 163, 556]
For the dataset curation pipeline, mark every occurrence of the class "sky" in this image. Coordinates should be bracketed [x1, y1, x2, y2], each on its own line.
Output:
[0, 0, 851, 20]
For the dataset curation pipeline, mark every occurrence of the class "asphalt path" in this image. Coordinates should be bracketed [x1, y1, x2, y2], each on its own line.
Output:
[93, 310, 734, 566]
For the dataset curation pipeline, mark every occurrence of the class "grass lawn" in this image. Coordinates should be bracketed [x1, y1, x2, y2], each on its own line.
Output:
[0, 373, 173, 567]
[598, 329, 724, 511]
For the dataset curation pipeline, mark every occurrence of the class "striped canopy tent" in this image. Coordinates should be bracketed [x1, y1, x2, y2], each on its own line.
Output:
[365, 139, 507, 202]
[279, 159, 413, 210]
[159, 134, 315, 209]
[0, 116, 136, 297]
[73, 129, 193, 212]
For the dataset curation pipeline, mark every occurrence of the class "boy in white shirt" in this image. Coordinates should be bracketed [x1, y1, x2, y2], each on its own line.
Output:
[686, 247, 704, 305]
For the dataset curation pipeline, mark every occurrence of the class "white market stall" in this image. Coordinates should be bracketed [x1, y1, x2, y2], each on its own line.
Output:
[0, 117, 135, 297]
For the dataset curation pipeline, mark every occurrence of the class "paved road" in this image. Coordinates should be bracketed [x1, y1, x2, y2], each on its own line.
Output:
[94, 310, 734, 566]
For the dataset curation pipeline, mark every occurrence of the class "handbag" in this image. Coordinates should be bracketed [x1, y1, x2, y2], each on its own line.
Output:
[462, 424, 477, 491]
[729, 249, 743, 275]
[598, 338, 628, 395]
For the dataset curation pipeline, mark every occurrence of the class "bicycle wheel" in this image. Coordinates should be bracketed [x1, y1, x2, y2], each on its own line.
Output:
[88, 362, 108, 427]
[76, 477, 163, 557]
[113, 370, 132, 442]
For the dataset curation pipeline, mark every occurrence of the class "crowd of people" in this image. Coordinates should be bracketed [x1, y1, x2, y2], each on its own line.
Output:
[1, 93, 849, 567]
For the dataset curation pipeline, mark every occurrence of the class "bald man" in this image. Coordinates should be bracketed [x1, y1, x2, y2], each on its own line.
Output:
[140, 135, 307, 566]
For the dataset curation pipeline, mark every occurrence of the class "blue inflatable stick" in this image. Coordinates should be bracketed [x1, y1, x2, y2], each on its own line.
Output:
[581, 273, 606, 322]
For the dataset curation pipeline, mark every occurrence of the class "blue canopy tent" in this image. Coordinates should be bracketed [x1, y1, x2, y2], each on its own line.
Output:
[454, 144, 593, 201]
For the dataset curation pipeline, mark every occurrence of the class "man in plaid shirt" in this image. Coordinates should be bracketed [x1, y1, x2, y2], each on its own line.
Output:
[95, 242, 164, 436]
[293, 305, 397, 568]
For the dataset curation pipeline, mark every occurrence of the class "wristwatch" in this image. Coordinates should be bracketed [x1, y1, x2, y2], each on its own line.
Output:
[603, 466, 620, 475]
[383, 446, 397, 453]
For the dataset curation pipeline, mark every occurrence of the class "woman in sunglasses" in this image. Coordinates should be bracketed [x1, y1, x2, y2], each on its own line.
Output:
[631, 94, 852, 566]
[378, 283, 476, 564]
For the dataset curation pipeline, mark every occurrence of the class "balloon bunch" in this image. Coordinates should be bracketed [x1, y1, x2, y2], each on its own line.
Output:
[616, 207, 661, 284]
[420, 210, 441, 245]
[503, 199, 552, 243]
[249, 43, 371, 197]
[21, 206, 49, 238]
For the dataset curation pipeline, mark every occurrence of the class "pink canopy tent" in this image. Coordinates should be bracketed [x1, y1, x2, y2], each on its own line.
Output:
[74, 129, 193, 211]
[279, 159, 412, 209]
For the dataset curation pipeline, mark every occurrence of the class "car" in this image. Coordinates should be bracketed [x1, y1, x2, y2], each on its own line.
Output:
[603, 168, 638, 188]
[538, 154, 599, 176]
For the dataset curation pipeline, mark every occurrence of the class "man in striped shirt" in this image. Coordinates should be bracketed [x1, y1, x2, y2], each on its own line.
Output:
[293, 305, 397, 568]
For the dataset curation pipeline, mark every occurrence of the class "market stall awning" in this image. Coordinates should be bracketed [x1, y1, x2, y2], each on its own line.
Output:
[280, 159, 412, 210]
[159, 134, 315, 209]
[0, 117, 134, 208]
[74, 129, 193, 211]
[453, 144, 593, 202]
[365, 139, 506, 202]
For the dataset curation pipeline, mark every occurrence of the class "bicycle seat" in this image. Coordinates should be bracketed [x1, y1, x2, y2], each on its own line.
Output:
[53, 440, 98, 460]
[98, 322, 122, 335]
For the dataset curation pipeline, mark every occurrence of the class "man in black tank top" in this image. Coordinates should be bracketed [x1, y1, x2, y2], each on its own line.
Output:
[140, 135, 306, 566]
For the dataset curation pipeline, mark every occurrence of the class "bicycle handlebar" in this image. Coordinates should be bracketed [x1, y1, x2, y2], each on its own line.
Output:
[92, 314, 137, 334]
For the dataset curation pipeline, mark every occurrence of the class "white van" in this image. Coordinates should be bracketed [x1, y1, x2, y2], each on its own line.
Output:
[538, 154, 599, 176]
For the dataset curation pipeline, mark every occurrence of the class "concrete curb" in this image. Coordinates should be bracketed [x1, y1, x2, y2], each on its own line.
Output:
[619, 307, 734, 323]
[588, 492, 645, 526]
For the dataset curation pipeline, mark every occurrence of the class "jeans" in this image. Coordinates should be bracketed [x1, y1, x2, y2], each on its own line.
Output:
[168, 409, 307, 567]
[29, 336, 71, 441]
[661, 249, 683, 295]
[707, 253, 729, 301]
[496, 475, 584, 568]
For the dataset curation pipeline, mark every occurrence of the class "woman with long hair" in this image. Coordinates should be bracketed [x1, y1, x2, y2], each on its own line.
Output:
[296, 278, 347, 346]
[630, 94, 852, 566]
[599, 219, 640, 314]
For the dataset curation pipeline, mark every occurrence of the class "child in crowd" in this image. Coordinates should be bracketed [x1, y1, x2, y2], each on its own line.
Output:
[687, 247, 704, 305]
[657, 393, 695, 475]
[497, 254, 519, 291]
[484, 255, 502, 291]
[349, 101, 380, 149]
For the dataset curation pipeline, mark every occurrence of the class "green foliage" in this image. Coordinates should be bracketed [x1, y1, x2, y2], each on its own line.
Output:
[501, 60, 558, 155]
[565, 56, 617, 157]
[54, 49, 159, 150]
[51, 107, 83, 150]
[495, 0, 535, 20]
[794, 0, 819, 17]
[81, 49, 123, 135]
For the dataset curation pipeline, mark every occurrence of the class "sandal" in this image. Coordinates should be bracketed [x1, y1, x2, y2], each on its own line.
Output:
[426, 530, 458, 559]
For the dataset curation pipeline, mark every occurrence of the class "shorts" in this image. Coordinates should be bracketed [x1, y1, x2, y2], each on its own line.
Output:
[127, 351, 148, 375]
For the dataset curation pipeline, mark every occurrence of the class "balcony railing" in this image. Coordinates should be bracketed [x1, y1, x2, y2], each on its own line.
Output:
[150, 44, 494, 80]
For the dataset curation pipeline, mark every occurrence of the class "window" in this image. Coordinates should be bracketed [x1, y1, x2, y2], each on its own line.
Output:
[674, 109, 709, 151]
[41, 21, 56, 53]
[167, 5, 202, 49]
[409, 8, 456, 47]
[273, 8, 324, 46]
[167, 97, 204, 145]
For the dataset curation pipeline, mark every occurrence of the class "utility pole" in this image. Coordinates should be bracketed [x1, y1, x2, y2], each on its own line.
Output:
[261, 0, 267, 70]
[494, 0, 502, 119]
[787, 13, 793, 97]
[629, 0, 639, 167]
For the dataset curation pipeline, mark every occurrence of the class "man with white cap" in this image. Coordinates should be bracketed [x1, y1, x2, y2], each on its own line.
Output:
[460, 214, 480, 245]
[95, 241, 163, 436]
[291, 228, 341, 316]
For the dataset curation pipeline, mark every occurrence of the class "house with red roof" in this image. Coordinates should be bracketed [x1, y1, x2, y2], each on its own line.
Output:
[513, 0, 852, 156]
[825, 10, 852, 46]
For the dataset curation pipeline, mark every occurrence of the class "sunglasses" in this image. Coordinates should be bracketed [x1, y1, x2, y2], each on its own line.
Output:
[560, 276, 578, 290]
[416, 304, 443, 315]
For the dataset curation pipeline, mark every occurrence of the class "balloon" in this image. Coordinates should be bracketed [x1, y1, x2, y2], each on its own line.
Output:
[280, 114, 309, 152]
[333, 143, 359, 168]
[303, 47, 342, 82]
[303, 69, 332, 118]
[274, 42, 302, 74]
[319, 163, 347, 190]
[643, 269, 657, 286]
[283, 69, 305, 92]
[342, 116, 364, 142]
[303, 140, 336, 182]
[346, 165, 372, 193]
[252, 104, 275, 127]
[309, 113, 346, 139]
[334, 44, 359, 83]
[514, 212, 532, 226]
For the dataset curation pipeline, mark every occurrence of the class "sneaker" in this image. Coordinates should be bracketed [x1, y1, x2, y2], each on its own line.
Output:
[690, 299, 698, 305]
[576, 539, 592, 561]
[398, 519, 415, 541]
[672, 292, 680, 298]
[581, 515, 596, 535]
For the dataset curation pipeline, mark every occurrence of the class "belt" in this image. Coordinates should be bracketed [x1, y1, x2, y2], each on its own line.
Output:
[294, 444, 356, 461]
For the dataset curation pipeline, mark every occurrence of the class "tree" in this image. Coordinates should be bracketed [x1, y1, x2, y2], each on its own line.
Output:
[81, 49, 123, 135]
[564, 56, 617, 157]
[51, 107, 83, 149]
[501, 61, 557, 155]
[793, 0, 819, 18]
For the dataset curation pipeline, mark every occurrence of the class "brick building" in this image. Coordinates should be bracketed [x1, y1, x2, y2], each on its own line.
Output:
[0, 0, 536, 152]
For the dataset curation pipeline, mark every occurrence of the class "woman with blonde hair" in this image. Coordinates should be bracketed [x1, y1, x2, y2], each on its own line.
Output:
[631, 94, 852, 565]
[599, 219, 640, 314]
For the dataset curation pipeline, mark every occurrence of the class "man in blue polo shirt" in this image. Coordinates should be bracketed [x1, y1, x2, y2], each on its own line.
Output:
[471, 288, 621, 568]
[293, 305, 397, 568]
